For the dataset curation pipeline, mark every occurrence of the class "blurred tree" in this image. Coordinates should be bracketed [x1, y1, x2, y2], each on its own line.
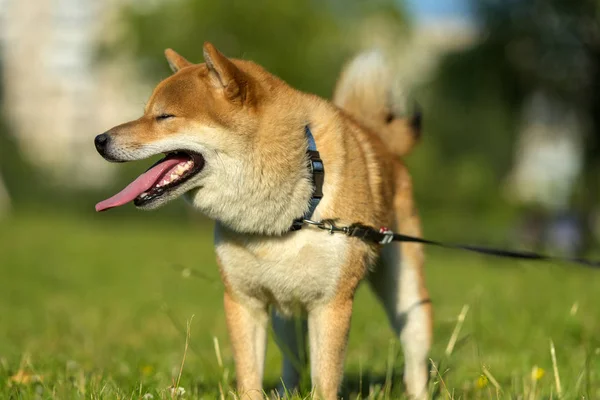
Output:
[426, 0, 600, 251]
[0, 53, 35, 208]
[103, 0, 407, 98]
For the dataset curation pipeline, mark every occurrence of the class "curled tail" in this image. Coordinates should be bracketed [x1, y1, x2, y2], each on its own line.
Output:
[333, 51, 422, 157]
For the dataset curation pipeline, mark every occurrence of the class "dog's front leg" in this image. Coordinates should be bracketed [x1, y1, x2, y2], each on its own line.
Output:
[224, 291, 268, 400]
[308, 297, 353, 400]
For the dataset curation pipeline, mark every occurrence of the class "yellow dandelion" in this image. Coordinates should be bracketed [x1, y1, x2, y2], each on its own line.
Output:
[141, 365, 154, 376]
[8, 370, 42, 386]
[477, 374, 489, 389]
[531, 366, 545, 381]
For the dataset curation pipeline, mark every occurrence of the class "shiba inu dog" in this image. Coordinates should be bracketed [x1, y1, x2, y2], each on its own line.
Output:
[94, 42, 431, 400]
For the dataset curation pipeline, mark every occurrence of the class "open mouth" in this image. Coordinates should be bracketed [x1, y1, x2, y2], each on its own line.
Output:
[95, 151, 205, 212]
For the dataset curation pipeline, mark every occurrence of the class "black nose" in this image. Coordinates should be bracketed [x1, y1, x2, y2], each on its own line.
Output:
[94, 133, 110, 154]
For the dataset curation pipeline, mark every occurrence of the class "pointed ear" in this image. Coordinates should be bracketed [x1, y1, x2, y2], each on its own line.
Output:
[164, 48, 192, 73]
[203, 42, 247, 101]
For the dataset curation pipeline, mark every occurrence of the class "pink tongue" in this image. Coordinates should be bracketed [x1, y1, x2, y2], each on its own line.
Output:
[95, 156, 188, 212]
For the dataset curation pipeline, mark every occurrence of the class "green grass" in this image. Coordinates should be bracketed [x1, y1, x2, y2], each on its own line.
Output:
[0, 211, 598, 399]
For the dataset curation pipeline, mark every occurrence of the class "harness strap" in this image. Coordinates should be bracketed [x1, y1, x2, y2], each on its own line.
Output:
[291, 126, 324, 230]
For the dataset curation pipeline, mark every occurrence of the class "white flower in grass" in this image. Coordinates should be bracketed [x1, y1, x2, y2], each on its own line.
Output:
[142, 394, 154, 400]
[169, 386, 186, 397]
[66, 360, 78, 371]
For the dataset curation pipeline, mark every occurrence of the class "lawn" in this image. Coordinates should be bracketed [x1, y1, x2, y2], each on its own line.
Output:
[0, 210, 598, 399]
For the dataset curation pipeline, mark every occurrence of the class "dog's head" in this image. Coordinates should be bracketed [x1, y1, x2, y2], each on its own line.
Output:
[95, 43, 313, 235]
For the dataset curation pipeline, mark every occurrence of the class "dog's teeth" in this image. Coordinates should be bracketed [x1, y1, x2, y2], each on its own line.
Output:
[154, 160, 195, 190]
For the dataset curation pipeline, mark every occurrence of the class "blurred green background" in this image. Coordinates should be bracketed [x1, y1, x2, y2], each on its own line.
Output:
[0, 0, 599, 398]
[3, 0, 600, 249]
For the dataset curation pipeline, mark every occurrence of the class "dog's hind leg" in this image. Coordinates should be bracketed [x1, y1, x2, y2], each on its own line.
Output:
[272, 312, 307, 394]
[369, 180, 432, 399]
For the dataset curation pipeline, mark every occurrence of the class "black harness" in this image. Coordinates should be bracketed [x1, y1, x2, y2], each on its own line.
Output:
[291, 126, 324, 231]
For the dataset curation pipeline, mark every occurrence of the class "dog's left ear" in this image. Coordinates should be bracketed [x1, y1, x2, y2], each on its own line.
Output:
[164, 49, 192, 73]
[203, 42, 248, 102]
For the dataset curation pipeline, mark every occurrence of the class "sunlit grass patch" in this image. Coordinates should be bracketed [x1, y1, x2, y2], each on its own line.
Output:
[0, 211, 598, 398]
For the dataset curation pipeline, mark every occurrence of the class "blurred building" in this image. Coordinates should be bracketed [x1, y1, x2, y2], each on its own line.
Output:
[0, 0, 148, 189]
[506, 91, 584, 211]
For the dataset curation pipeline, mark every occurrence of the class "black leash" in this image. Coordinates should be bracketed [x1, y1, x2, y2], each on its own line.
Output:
[302, 219, 600, 269]
[296, 126, 598, 269]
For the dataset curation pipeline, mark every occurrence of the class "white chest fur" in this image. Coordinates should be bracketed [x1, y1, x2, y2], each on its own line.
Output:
[215, 225, 350, 315]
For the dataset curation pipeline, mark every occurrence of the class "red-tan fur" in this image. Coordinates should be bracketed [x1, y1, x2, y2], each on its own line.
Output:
[98, 43, 431, 399]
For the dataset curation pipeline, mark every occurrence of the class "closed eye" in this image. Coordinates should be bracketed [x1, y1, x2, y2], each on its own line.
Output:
[156, 114, 175, 121]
